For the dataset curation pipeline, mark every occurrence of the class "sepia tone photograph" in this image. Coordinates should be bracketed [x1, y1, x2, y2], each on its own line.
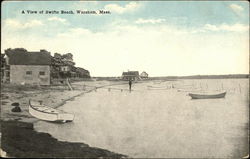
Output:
[0, 0, 249, 158]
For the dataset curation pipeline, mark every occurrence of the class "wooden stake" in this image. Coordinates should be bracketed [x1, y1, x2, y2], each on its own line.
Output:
[239, 84, 241, 93]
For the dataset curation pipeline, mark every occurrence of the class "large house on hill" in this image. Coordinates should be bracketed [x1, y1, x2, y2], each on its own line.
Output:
[4, 48, 51, 85]
[122, 71, 140, 81]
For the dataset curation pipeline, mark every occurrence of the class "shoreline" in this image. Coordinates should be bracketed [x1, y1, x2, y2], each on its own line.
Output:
[1, 79, 249, 158]
[1, 120, 127, 158]
[0, 81, 128, 158]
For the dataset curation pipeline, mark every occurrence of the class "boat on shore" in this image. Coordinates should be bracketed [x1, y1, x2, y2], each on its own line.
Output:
[29, 100, 74, 122]
[147, 85, 172, 90]
[188, 91, 226, 99]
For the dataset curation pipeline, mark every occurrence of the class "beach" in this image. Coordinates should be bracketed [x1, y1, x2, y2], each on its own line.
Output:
[35, 78, 249, 158]
[0, 78, 249, 158]
[0, 80, 128, 158]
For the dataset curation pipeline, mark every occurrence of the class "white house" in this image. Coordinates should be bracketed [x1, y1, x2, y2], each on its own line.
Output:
[140, 71, 148, 79]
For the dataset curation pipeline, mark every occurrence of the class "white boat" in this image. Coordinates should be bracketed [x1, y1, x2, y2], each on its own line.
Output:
[29, 100, 74, 122]
[147, 85, 172, 90]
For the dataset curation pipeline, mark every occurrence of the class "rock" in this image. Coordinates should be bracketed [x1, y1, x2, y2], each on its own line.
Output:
[11, 106, 22, 112]
[11, 102, 20, 107]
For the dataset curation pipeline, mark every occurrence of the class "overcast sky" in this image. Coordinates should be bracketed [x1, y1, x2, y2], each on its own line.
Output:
[1, 1, 249, 76]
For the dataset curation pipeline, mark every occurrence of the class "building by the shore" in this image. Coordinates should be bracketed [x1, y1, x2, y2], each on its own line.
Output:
[4, 48, 51, 85]
[51, 53, 90, 83]
[140, 71, 149, 79]
[75, 67, 90, 78]
[51, 53, 76, 79]
[1, 48, 91, 85]
[122, 71, 140, 81]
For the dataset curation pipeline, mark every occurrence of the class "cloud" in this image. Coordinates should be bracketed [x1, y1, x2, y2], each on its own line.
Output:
[204, 24, 219, 31]
[4, 19, 21, 28]
[229, 3, 245, 16]
[104, 2, 141, 14]
[229, 4, 244, 13]
[4, 19, 43, 29]
[48, 17, 67, 23]
[204, 23, 248, 32]
[135, 18, 166, 24]
[24, 20, 43, 28]
[57, 27, 91, 37]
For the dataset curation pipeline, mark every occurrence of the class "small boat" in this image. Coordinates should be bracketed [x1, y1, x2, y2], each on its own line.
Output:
[188, 91, 226, 99]
[29, 100, 74, 122]
[147, 85, 172, 89]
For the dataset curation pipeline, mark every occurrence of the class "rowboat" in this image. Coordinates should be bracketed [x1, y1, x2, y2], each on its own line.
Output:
[29, 100, 74, 122]
[147, 85, 172, 90]
[188, 91, 226, 99]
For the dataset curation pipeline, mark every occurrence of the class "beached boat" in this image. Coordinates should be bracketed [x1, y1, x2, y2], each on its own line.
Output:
[188, 91, 226, 99]
[147, 85, 172, 90]
[29, 100, 74, 122]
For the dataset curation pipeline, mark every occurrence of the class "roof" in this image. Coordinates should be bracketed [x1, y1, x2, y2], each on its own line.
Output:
[5, 51, 51, 65]
[140, 71, 148, 75]
[76, 67, 89, 72]
[122, 71, 139, 76]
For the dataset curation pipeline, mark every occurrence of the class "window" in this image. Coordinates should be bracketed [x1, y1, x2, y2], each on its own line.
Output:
[26, 71, 32, 75]
[39, 71, 45, 75]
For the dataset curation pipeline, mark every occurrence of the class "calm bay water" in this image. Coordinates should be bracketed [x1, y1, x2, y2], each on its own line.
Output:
[34, 79, 249, 158]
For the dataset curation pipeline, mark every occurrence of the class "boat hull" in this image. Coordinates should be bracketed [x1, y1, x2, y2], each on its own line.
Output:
[29, 100, 74, 122]
[147, 85, 171, 90]
[188, 91, 226, 99]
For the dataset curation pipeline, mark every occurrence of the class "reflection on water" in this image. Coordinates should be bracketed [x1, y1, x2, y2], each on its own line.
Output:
[34, 79, 249, 158]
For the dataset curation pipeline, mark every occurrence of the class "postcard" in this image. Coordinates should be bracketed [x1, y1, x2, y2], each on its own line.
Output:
[1, 0, 249, 158]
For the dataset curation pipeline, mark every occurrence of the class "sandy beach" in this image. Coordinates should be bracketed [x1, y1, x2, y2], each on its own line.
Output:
[34, 78, 249, 158]
[0, 81, 128, 158]
[1, 78, 249, 158]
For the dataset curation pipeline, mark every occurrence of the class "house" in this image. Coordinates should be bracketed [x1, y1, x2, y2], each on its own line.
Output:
[4, 48, 51, 85]
[122, 71, 140, 81]
[51, 52, 90, 81]
[140, 71, 148, 79]
[51, 53, 74, 79]
[75, 67, 90, 78]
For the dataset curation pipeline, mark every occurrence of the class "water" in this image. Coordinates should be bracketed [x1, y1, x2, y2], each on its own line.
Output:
[34, 79, 249, 158]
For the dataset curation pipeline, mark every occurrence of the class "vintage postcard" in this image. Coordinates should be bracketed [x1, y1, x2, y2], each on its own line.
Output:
[1, 0, 249, 158]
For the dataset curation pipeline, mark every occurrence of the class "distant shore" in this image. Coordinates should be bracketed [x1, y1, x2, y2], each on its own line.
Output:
[93, 74, 249, 81]
[0, 81, 128, 158]
[149, 74, 249, 80]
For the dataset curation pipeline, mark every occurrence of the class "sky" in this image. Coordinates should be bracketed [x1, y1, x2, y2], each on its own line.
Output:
[1, 1, 249, 77]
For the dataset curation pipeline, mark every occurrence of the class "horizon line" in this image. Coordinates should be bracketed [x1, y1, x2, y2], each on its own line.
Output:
[92, 73, 249, 78]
